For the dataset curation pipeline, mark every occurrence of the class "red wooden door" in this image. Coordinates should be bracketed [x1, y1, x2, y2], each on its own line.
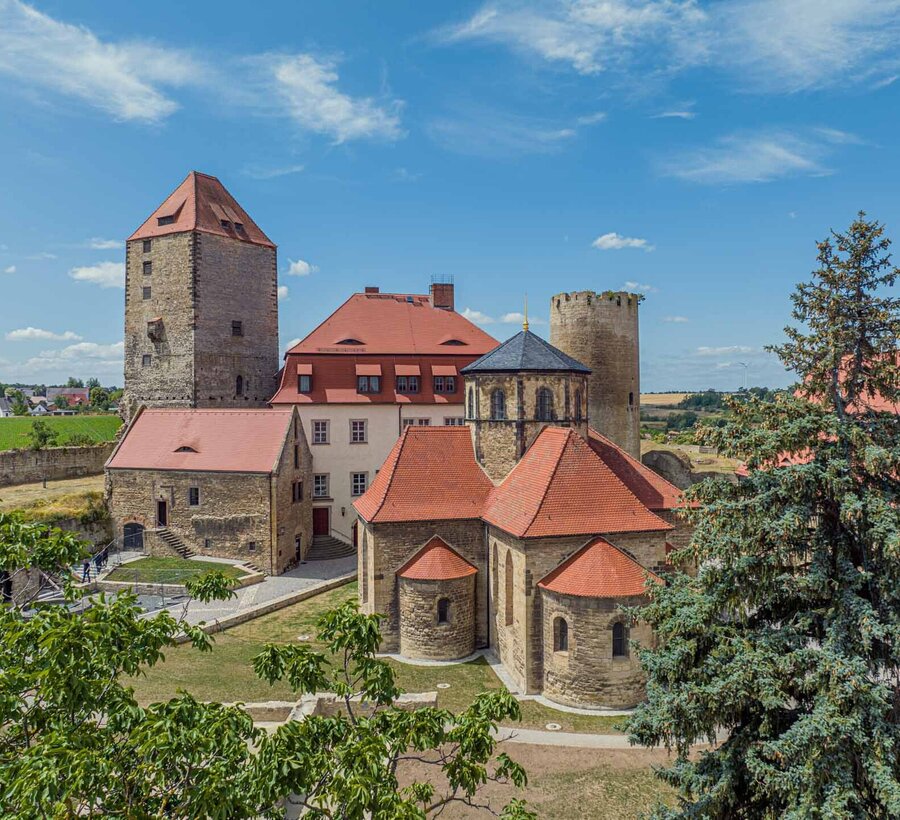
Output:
[313, 507, 329, 536]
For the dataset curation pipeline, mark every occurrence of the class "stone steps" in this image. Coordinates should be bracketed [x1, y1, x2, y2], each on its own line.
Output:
[306, 535, 356, 561]
[157, 527, 195, 559]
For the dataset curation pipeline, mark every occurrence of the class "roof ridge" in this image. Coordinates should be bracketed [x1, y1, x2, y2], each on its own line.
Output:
[369, 425, 411, 521]
[538, 535, 663, 590]
[523, 426, 573, 536]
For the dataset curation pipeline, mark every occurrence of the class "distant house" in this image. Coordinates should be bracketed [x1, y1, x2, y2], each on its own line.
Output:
[0, 398, 13, 418]
[28, 404, 49, 416]
[47, 387, 89, 406]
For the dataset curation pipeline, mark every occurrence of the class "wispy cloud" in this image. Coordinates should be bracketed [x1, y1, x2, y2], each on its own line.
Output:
[461, 307, 496, 325]
[277, 285, 289, 301]
[68, 261, 125, 289]
[593, 232, 654, 251]
[393, 167, 423, 182]
[6, 327, 82, 341]
[696, 345, 756, 356]
[624, 281, 657, 293]
[575, 111, 607, 125]
[660, 127, 858, 184]
[652, 109, 696, 119]
[242, 163, 305, 180]
[286, 259, 317, 277]
[3, 265, 15, 274]
[10, 340, 124, 379]
[663, 315, 689, 323]
[27, 252, 56, 260]
[462, 307, 545, 325]
[87, 237, 122, 250]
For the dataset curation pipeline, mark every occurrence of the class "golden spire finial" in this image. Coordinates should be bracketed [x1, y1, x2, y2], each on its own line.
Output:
[523, 293, 529, 332]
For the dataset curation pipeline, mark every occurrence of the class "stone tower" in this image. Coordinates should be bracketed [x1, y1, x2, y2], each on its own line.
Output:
[123, 172, 279, 419]
[460, 329, 590, 481]
[549, 291, 640, 459]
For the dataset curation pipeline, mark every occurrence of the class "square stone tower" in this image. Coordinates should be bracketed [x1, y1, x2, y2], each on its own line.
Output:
[123, 172, 279, 419]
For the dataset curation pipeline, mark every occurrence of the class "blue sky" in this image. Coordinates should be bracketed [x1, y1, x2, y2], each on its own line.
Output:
[1, 0, 899, 391]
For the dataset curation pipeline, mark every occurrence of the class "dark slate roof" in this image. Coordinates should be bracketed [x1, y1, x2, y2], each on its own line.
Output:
[461, 330, 591, 374]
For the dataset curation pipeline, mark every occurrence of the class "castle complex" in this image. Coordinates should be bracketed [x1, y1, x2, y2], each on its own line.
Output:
[107, 171, 687, 708]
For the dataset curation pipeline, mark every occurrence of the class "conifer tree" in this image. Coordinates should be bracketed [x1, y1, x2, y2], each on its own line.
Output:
[628, 212, 900, 817]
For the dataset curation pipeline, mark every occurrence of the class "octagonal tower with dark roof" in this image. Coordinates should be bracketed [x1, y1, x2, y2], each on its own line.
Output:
[460, 328, 591, 481]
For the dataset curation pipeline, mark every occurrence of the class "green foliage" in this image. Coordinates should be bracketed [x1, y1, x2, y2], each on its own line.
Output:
[677, 390, 725, 411]
[64, 432, 95, 446]
[26, 419, 58, 450]
[0, 415, 122, 451]
[85, 377, 100, 390]
[89, 386, 110, 409]
[54, 394, 70, 409]
[66, 377, 84, 388]
[628, 212, 900, 817]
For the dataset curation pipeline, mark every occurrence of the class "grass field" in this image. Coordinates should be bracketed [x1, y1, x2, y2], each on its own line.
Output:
[128, 580, 623, 733]
[0, 476, 105, 512]
[0, 415, 122, 450]
[107, 557, 247, 585]
[640, 392, 690, 407]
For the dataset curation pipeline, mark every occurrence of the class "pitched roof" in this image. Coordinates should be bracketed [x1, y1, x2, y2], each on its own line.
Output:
[288, 293, 497, 356]
[354, 426, 494, 523]
[461, 330, 590, 374]
[107, 408, 293, 473]
[128, 172, 274, 248]
[483, 427, 672, 538]
[397, 536, 478, 580]
[587, 428, 683, 511]
[538, 536, 662, 598]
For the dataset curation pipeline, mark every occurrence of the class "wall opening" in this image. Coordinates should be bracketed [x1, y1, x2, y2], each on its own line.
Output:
[536, 387, 554, 421]
[504, 551, 514, 626]
[437, 597, 450, 624]
[236, 375, 244, 397]
[554, 617, 569, 652]
[612, 621, 628, 657]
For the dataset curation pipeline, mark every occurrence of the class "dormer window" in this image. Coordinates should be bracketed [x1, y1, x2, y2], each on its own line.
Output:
[337, 338, 364, 346]
[220, 220, 232, 230]
[175, 446, 197, 453]
[157, 215, 175, 226]
[234, 222, 244, 232]
[440, 339, 466, 346]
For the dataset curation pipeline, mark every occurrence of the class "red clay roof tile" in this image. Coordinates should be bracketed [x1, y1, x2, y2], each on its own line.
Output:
[538, 536, 662, 598]
[397, 536, 477, 580]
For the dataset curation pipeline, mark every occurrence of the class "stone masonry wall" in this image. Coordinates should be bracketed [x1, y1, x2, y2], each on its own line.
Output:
[272, 411, 313, 572]
[540, 589, 652, 708]
[550, 290, 641, 459]
[399, 575, 476, 660]
[359, 519, 486, 653]
[0, 443, 115, 487]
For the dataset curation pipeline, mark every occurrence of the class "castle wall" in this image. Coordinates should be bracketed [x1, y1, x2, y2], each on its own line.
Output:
[271, 411, 313, 572]
[550, 291, 641, 458]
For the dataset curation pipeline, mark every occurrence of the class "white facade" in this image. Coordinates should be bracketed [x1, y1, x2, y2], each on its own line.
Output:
[296, 402, 466, 544]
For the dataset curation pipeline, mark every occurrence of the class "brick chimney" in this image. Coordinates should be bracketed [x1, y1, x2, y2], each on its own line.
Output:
[430, 281, 455, 311]
[364, 286, 380, 294]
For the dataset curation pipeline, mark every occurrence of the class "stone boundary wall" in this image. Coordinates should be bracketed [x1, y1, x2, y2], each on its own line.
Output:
[0, 443, 115, 487]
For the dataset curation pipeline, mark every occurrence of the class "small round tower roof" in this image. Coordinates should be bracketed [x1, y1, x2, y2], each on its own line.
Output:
[460, 330, 590, 375]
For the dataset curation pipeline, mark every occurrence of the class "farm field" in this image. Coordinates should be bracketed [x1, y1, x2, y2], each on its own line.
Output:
[0, 475, 105, 511]
[639, 392, 690, 407]
[0, 415, 122, 450]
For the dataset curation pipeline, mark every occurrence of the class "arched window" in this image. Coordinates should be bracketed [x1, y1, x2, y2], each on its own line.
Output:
[574, 389, 583, 423]
[467, 388, 475, 419]
[437, 598, 450, 624]
[536, 387, 554, 421]
[612, 621, 628, 658]
[504, 551, 514, 626]
[490, 388, 506, 420]
[492, 542, 499, 601]
[554, 617, 569, 652]
[236, 375, 244, 397]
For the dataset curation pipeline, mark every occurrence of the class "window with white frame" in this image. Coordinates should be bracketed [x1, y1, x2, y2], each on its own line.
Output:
[443, 417, 465, 426]
[351, 472, 368, 496]
[350, 419, 367, 443]
[313, 474, 329, 498]
[433, 376, 456, 394]
[418, 418, 431, 426]
[396, 375, 419, 394]
[312, 420, 329, 444]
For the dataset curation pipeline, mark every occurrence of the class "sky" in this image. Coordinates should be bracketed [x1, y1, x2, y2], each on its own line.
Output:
[1, 0, 900, 391]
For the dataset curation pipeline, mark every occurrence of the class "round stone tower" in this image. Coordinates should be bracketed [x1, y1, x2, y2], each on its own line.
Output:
[549, 291, 640, 459]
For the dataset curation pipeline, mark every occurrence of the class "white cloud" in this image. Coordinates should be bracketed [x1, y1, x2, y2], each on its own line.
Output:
[592, 232, 654, 251]
[0, 0, 200, 123]
[277, 285, 289, 301]
[623, 281, 657, 293]
[3, 265, 15, 274]
[10, 340, 124, 379]
[284, 338, 301, 352]
[462, 307, 496, 325]
[575, 111, 607, 125]
[660, 128, 857, 184]
[286, 258, 317, 277]
[242, 163, 305, 180]
[462, 308, 545, 326]
[27, 252, 56, 260]
[266, 54, 404, 143]
[68, 261, 125, 289]
[499, 311, 546, 326]
[663, 315, 689, 323]
[696, 345, 756, 356]
[6, 327, 82, 341]
[652, 109, 696, 119]
[87, 237, 121, 250]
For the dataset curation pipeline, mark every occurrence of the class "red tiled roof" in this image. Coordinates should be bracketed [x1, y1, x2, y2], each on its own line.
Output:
[587, 428, 683, 511]
[287, 293, 497, 356]
[107, 408, 293, 473]
[397, 536, 477, 580]
[483, 427, 672, 538]
[128, 172, 275, 248]
[538, 536, 663, 598]
[354, 426, 493, 523]
[270, 354, 478, 405]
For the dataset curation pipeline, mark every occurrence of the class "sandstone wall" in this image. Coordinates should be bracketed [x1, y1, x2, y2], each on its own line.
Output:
[0, 443, 115, 487]
[399, 574, 476, 660]
[272, 411, 313, 572]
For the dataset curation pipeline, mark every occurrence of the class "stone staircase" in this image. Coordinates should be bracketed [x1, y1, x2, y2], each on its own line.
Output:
[157, 527, 195, 559]
[306, 535, 356, 561]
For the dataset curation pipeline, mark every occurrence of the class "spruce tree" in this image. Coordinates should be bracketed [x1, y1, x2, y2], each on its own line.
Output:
[628, 212, 900, 817]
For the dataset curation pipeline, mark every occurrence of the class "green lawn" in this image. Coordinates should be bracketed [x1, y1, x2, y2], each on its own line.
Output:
[128, 580, 623, 733]
[107, 557, 247, 585]
[0, 415, 122, 450]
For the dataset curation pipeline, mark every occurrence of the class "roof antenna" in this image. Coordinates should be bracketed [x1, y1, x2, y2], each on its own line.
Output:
[523, 293, 529, 332]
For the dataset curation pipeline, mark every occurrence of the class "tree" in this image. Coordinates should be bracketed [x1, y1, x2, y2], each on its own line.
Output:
[86, 377, 101, 389]
[54, 395, 69, 410]
[7, 389, 28, 416]
[0, 516, 533, 819]
[89, 386, 110, 410]
[628, 212, 900, 817]
[66, 377, 84, 388]
[26, 419, 58, 450]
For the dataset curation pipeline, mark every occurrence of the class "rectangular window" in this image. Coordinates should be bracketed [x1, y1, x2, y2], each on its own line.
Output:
[142, 286, 151, 300]
[357, 375, 380, 394]
[204, 538, 211, 550]
[433, 376, 456, 394]
[247, 541, 257, 553]
[418, 418, 431, 426]
[143, 260, 152, 275]
[231, 320, 243, 337]
[294, 444, 299, 468]
[188, 487, 200, 506]
[351, 472, 368, 497]
[297, 374, 312, 393]
[350, 419, 367, 443]
[396, 375, 419, 394]
[313, 474, 329, 498]
[402, 418, 415, 428]
[444, 417, 465, 426]
[142, 239, 152, 253]
[312, 420, 329, 444]
[157, 215, 175, 226]
[142, 354, 152, 367]
[292, 481, 303, 503]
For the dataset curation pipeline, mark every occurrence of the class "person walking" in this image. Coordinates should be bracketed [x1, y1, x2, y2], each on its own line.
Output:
[81, 558, 91, 583]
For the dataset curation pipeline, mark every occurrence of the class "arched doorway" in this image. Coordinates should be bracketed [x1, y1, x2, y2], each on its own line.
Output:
[123, 523, 144, 551]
